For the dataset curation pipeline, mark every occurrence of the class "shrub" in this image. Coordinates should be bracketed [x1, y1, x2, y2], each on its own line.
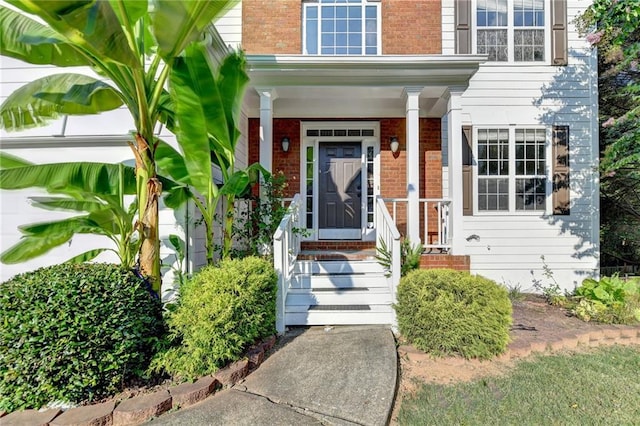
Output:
[0, 263, 165, 412]
[152, 256, 277, 380]
[394, 269, 512, 359]
[572, 275, 640, 324]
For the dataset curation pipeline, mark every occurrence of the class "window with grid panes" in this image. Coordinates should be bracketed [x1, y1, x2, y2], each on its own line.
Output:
[303, 0, 380, 55]
[477, 127, 547, 212]
[476, 0, 545, 62]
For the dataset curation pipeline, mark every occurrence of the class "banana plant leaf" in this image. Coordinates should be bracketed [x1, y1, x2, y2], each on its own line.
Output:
[150, 0, 239, 62]
[0, 152, 32, 169]
[0, 74, 123, 131]
[5, 0, 139, 68]
[0, 7, 89, 67]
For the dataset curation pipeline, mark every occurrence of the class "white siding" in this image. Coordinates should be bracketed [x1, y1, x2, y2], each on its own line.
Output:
[216, 2, 242, 49]
[443, 0, 599, 291]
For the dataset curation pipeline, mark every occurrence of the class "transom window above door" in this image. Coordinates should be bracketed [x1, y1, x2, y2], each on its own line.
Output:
[303, 0, 380, 55]
[476, 0, 546, 62]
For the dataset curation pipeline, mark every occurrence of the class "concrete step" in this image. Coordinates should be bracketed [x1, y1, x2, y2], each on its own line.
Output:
[286, 288, 393, 306]
[285, 305, 395, 326]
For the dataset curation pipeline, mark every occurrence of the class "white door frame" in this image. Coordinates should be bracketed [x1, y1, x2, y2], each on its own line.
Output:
[300, 121, 380, 241]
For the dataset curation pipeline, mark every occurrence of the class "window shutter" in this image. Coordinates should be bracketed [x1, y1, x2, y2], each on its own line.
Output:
[550, 0, 568, 65]
[455, 0, 472, 54]
[552, 125, 570, 215]
[462, 125, 473, 216]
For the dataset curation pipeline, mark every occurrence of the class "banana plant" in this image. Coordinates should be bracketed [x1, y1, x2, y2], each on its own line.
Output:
[0, 0, 239, 294]
[0, 152, 190, 268]
[158, 47, 268, 262]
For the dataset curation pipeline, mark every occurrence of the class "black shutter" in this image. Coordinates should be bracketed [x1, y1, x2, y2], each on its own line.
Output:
[455, 0, 472, 54]
[552, 125, 570, 214]
[462, 126, 473, 216]
[550, 0, 568, 65]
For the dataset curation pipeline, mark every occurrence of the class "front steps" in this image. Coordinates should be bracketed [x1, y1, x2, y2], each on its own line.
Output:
[284, 258, 396, 326]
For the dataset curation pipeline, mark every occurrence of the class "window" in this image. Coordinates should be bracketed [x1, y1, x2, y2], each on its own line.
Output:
[477, 127, 547, 212]
[476, 0, 545, 62]
[303, 0, 380, 55]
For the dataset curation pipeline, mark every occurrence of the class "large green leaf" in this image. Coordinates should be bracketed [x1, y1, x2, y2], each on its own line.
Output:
[0, 7, 89, 67]
[155, 140, 191, 185]
[108, 0, 148, 25]
[1, 232, 73, 264]
[150, 0, 238, 62]
[0, 152, 33, 169]
[169, 45, 218, 195]
[5, 0, 140, 68]
[19, 216, 105, 236]
[65, 248, 110, 263]
[217, 51, 249, 151]
[29, 196, 106, 213]
[0, 162, 137, 195]
[1, 74, 123, 131]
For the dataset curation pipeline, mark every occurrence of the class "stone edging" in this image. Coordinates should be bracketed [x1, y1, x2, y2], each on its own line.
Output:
[501, 324, 640, 360]
[0, 335, 277, 426]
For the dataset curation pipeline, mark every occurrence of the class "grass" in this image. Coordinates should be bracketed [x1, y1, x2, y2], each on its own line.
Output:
[397, 346, 640, 425]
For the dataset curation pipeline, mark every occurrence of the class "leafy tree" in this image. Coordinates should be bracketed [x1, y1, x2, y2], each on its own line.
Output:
[578, 0, 640, 268]
[0, 0, 239, 293]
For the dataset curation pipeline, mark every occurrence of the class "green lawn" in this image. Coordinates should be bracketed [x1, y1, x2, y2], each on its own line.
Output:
[398, 346, 640, 425]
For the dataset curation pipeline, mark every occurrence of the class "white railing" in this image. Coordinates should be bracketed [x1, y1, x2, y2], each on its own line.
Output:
[375, 196, 401, 301]
[382, 197, 452, 251]
[273, 194, 302, 334]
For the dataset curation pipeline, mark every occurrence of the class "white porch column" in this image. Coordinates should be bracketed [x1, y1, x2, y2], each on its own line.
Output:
[447, 88, 465, 254]
[258, 88, 277, 174]
[404, 87, 422, 244]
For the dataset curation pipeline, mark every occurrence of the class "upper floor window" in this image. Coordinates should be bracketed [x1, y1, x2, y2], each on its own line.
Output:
[476, 0, 545, 62]
[303, 0, 380, 55]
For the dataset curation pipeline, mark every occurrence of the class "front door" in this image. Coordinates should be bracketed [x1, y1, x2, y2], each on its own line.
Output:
[318, 143, 362, 239]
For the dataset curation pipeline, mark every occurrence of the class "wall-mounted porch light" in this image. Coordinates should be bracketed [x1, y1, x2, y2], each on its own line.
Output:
[281, 136, 290, 152]
[389, 136, 399, 153]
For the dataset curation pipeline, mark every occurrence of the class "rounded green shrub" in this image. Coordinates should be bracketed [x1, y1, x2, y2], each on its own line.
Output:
[394, 269, 512, 359]
[0, 263, 165, 412]
[153, 256, 277, 380]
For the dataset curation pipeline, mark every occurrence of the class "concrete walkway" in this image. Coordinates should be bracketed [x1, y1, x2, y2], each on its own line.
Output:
[151, 326, 398, 426]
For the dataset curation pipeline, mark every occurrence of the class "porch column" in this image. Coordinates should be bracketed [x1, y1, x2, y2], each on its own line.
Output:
[404, 87, 423, 244]
[258, 88, 277, 174]
[447, 88, 465, 254]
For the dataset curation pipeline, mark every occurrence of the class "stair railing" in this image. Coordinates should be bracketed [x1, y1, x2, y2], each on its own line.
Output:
[273, 193, 302, 335]
[375, 196, 401, 301]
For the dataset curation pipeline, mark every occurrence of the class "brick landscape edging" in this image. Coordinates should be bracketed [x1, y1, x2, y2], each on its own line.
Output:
[0, 335, 277, 426]
[502, 325, 640, 361]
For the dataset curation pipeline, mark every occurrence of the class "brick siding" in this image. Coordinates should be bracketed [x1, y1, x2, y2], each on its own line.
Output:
[382, 0, 442, 54]
[242, 0, 302, 54]
[242, 0, 442, 55]
[419, 254, 471, 271]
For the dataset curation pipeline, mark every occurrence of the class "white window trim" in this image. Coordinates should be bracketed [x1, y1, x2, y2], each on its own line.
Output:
[471, 0, 551, 64]
[473, 125, 551, 215]
[302, 0, 382, 56]
[300, 121, 380, 241]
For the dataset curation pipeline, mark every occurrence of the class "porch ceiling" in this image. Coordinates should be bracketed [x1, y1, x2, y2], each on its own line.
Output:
[244, 55, 486, 118]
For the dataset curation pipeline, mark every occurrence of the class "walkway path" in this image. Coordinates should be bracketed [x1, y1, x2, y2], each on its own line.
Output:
[152, 325, 398, 426]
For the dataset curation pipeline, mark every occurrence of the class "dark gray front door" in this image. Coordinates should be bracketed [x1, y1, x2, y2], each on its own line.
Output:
[319, 143, 362, 239]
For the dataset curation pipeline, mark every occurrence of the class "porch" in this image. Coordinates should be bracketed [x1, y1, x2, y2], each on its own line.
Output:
[272, 195, 469, 333]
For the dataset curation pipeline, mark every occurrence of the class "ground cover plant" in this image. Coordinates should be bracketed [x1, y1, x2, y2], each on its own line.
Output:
[397, 345, 640, 425]
[0, 263, 165, 412]
[394, 269, 512, 359]
[572, 275, 640, 324]
[152, 257, 277, 380]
